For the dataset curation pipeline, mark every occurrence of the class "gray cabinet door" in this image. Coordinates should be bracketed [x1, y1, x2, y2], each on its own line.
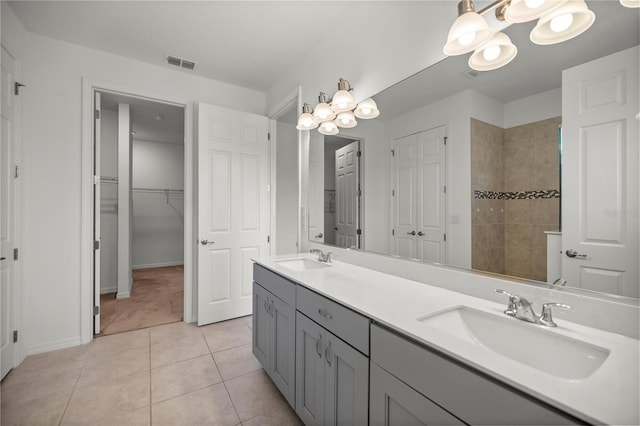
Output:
[296, 312, 326, 426]
[324, 332, 369, 426]
[252, 282, 271, 370]
[370, 363, 465, 426]
[271, 294, 296, 408]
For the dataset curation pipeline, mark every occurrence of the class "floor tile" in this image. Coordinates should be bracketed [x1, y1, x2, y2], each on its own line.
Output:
[95, 406, 151, 426]
[77, 345, 150, 388]
[202, 323, 252, 353]
[213, 344, 262, 381]
[151, 354, 222, 403]
[16, 344, 90, 372]
[150, 321, 202, 345]
[244, 315, 253, 329]
[0, 360, 83, 406]
[224, 370, 300, 424]
[0, 392, 70, 426]
[150, 333, 209, 368]
[90, 328, 150, 357]
[151, 384, 240, 426]
[62, 370, 150, 425]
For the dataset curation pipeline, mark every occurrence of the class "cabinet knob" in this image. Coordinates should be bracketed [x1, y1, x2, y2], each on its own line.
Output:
[318, 308, 333, 319]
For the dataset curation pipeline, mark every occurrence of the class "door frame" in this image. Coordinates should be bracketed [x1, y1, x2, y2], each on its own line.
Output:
[268, 86, 302, 255]
[80, 78, 194, 343]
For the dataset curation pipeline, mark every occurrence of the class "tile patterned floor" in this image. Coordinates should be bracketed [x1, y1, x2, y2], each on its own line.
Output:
[0, 316, 302, 426]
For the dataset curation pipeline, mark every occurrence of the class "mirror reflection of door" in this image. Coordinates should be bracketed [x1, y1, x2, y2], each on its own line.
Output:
[324, 137, 361, 249]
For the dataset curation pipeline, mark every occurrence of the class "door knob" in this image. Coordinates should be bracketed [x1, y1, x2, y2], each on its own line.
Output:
[407, 231, 416, 236]
[417, 231, 425, 236]
[315, 233, 323, 238]
[565, 249, 587, 258]
[200, 239, 215, 246]
[0, 257, 5, 261]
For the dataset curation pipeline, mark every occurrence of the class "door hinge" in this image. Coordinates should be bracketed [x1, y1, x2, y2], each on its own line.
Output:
[13, 248, 18, 261]
[390, 149, 395, 157]
[14, 82, 25, 96]
[356, 229, 362, 235]
[444, 233, 447, 242]
[13, 330, 18, 343]
[94, 109, 100, 120]
[93, 240, 100, 250]
[444, 136, 448, 146]
[392, 229, 395, 236]
[267, 235, 270, 243]
[444, 185, 447, 194]
[392, 189, 395, 197]
[93, 306, 100, 316]
[267, 132, 271, 141]
[357, 150, 362, 157]
[14, 165, 20, 178]
[267, 184, 271, 192]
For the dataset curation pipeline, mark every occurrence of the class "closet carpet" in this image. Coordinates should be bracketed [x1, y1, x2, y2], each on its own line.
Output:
[99, 265, 183, 336]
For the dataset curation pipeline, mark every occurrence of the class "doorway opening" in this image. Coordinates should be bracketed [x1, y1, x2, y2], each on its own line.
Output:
[94, 91, 186, 336]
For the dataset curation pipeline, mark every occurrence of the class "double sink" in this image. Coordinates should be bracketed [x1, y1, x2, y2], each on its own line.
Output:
[273, 256, 610, 380]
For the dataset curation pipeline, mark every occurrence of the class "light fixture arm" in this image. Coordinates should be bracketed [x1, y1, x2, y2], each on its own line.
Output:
[337, 78, 353, 92]
[477, 0, 510, 16]
[318, 92, 331, 104]
[458, 0, 476, 15]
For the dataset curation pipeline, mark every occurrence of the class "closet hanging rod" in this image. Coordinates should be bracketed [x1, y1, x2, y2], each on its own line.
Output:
[132, 188, 184, 194]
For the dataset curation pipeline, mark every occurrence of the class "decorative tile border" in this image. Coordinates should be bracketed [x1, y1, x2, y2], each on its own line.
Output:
[474, 190, 560, 200]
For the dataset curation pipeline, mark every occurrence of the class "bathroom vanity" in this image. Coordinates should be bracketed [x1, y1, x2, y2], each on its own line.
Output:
[252, 254, 639, 425]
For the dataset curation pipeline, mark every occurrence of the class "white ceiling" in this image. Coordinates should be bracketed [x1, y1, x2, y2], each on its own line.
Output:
[101, 92, 184, 144]
[8, 0, 419, 92]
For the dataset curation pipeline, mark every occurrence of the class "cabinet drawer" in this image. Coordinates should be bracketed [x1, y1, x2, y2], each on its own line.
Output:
[371, 324, 582, 426]
[253, 264, 296, 306]
[296, 285, 370, 355]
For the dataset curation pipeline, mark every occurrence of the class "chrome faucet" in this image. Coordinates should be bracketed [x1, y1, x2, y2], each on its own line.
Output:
[495, 289, 572, 327]
[310, 248, 332, 263]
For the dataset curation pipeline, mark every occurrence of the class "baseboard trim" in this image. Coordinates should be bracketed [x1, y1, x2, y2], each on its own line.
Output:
[26, 336, 83, 356]
[116, 291, 131, 299]
[132, 261, 184, 270]
[100, 286, 117, 294]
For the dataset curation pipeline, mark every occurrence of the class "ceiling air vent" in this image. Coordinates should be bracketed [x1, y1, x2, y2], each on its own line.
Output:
[463, 69, 480, 79]
[165, 54, 197, 70]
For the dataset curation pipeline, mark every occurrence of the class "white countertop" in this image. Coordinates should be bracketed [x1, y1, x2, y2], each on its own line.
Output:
[254, 253, 640, 425]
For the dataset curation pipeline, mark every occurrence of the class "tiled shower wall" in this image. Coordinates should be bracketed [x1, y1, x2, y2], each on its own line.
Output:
[471, 117, 561, 282]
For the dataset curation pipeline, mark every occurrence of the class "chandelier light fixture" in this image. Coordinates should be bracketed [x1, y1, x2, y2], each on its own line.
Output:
[443, 0, 600, 72]
[297, 78, 380, 135]
[620, 0, 640, 8]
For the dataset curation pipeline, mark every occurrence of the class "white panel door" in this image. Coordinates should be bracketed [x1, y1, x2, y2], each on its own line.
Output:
[417, 126, 446, 263]
[1, 46, 17, 379]
[562, 46, 639, 298]
[93, 92, 101, 334]
[392, 135, 418, 259]
[197, 103, 270, 325]
[335, 141, 359, 249]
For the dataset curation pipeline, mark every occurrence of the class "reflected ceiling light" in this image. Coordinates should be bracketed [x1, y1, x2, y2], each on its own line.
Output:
[298, 78, 381, 135]
[530, 0, 595, 45]
[296, 103, 318, 131]
[504, 0, 563, 23]
[620, 0, 640, 7]
[354, 98, 380, 119]
[331, 78, 357, 113]
[469, 32, 518, 71]
[312, 92, 336, 123]
[443, 0, 493, 56]
[318, 120, 339, 135]
[336, 111, 357, 128]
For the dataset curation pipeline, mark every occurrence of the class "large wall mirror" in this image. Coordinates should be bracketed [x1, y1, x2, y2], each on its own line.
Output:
[304, 1, 639, 301]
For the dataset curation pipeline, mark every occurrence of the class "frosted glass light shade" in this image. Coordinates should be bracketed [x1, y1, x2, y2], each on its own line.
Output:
[504, 0, 564, 23]
[354, 98, 380, 119]
[469, 32, 518, 71]
[530, 0, 595, 45]
[313, 102, 336, 123]
[336, 111, 357, 128]
[443, 12, 493, 56]
[620, 0, 640, 7]
[331, 90, 357, 113]
[318, 120, 339, 135]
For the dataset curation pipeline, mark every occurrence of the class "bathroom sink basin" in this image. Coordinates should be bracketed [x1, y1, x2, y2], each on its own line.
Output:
[417, 306, 610, 380]
[275, 258, 331, 271]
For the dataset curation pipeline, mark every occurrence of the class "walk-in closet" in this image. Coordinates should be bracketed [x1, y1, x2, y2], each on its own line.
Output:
[97, 92, 185, 335]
